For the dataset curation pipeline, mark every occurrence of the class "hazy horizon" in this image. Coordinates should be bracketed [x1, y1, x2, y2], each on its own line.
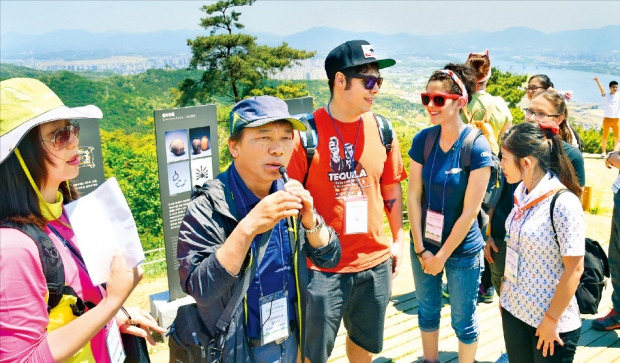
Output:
[2, 1, 619, 36]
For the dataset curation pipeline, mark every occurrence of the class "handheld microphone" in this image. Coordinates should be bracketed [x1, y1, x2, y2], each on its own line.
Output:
[278, 166, 291, 183]
[279, 166, 296, 232]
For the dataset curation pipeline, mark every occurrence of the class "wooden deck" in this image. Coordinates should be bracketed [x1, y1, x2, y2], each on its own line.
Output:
[327, 239, 620, 363]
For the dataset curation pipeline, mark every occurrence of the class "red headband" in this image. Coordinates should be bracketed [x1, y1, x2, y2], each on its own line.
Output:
[538, 119, 559, 135]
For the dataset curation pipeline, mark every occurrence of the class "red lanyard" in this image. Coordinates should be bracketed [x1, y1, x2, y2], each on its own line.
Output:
[512, 188, 560, 220]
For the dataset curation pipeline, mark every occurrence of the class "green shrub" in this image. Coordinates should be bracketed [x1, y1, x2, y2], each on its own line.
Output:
[575, 125, 615, 154]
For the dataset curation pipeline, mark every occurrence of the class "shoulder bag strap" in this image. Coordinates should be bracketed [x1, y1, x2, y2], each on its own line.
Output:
[214, 229, 272, 334]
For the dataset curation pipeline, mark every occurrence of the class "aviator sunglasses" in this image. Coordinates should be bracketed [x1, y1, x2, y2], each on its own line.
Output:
[41, 121, 80, 150]
[420, 93, 461, 107]
[347, 72, 383, 90]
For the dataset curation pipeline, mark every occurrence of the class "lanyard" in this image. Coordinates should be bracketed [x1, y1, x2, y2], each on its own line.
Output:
[426, 127, 467, 213]
[512, 189, 555, 220]
[47, 220, 105, 300]
[326, 103, 364, 193]
[228, 166, 287, 298]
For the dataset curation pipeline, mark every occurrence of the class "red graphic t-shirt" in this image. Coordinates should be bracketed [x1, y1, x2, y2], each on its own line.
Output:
[288, 108, 407, 273]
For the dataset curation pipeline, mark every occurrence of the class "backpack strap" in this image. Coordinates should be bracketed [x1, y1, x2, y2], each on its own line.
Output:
[459, 127, 482, 174]
[422, 125, 441, 163]
[299, 113, 317, 186]
[549, 188, 570, 246]
[300, 111, 394, 185]
[372, 113, 394, 153]
[0, 221, 89, 315]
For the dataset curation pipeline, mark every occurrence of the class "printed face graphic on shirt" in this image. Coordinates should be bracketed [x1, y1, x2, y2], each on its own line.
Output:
[327, 134, 368, 199]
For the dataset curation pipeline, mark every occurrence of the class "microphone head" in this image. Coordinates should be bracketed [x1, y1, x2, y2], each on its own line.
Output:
[278, 166, 287, 176]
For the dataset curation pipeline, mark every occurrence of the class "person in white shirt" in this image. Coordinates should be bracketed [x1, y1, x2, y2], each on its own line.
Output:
[499, 121, 585, 362]
[593, 76, 620, 155]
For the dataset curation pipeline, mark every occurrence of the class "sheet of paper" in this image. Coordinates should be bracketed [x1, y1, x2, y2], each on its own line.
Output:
[64, 177, 145, 285]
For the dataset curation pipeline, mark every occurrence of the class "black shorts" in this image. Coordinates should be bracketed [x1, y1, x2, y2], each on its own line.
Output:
[303, 258, 392, 362]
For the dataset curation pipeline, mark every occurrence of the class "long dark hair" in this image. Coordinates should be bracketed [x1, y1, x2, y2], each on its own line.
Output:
[427, 63, 477, 103]
[501, 122, 582, 198]
[0, 125, 78, 227]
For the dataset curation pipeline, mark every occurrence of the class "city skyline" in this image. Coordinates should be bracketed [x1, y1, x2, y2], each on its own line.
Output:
[1, 1, 619, 36]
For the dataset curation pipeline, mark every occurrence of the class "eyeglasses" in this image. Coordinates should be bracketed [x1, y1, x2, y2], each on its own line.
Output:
[346, 72, 383, 90]
[523, 108, 560, 120]
[421, 93, 461, 107]
[41, 121, 80, 150]
[526, 85, 545, 92]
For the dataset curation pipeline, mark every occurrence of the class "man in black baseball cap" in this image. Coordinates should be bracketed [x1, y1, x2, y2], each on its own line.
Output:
[325, 39, 395, 80]
[287, 41, 406, 362]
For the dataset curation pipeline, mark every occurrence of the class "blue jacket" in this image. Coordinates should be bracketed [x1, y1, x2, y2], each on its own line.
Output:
[177, 167, 341, 362]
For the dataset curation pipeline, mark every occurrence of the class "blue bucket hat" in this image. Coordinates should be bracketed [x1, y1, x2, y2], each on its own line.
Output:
[229, 96, 306, 134]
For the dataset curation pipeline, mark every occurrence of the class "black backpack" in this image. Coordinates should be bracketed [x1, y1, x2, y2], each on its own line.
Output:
[550, 189, 610, 315]
[299, 112, 394, 186]
[422, 125, 504, 237]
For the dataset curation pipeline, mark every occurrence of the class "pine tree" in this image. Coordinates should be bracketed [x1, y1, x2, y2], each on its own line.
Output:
[179, 0, 315, 104]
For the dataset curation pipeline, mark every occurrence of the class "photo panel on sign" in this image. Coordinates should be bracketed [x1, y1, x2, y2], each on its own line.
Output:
[167, 161, 191, 195]
[189, 126, 212, 159]
[165, 129, 190, 163]
[191, 157, 213, 188]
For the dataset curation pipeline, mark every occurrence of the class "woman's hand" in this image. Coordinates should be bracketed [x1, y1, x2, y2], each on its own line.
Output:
[106, 253, 143, 308]
[536, 315, 563, 357]
[484, 236, 499, 263]
[422, 252, 446, 276]
[116, 307, 167, 345]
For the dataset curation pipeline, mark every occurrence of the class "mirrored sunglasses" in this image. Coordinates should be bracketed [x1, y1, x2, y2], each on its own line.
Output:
[42, 121, 80, 150]
[420, 93, 461, 107]
[347, 72, 383, 90]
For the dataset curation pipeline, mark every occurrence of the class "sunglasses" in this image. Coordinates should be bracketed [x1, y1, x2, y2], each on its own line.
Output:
[347, 72, 383, 90]
[41, 121, 80, 150]
[420, 93, 461, 107]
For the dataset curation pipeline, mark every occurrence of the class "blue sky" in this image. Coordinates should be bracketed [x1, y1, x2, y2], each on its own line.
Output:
[1, 1, 618, 36]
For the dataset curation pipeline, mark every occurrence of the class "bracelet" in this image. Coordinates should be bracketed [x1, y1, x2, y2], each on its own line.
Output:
[545, 311, 558, 324]
[120, 306, 136, 326]
[304, 215, 324, 235]
[415, 248, 427, 257]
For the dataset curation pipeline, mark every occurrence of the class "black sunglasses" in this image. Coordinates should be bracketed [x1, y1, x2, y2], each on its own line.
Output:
[420, 93, 461, 107]
[41, 121, 80, 150]
[347, 72, 383, 90]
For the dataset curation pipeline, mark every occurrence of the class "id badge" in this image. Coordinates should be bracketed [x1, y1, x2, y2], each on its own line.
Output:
[504, 245, 519, 285]
[612, 174, 620, 194]
[106, 320, 126, 363]
[424, 210, 444, 247]
[344, 195, 368, 235]
[259, 290, 289, 346]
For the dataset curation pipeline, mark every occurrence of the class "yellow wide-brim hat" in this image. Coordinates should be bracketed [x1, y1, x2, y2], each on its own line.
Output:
[0, 77, 103, 163]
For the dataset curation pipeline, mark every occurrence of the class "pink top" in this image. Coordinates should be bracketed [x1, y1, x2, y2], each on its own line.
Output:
[0, 214, 111, 362]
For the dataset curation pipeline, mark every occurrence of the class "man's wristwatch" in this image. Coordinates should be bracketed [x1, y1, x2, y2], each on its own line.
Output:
[304, 214, 324, 235]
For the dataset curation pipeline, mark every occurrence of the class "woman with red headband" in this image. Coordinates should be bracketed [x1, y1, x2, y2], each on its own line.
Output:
[407, 64, 493, 363]
[499, 121, 584, 362]
[525, 90, 586, 188]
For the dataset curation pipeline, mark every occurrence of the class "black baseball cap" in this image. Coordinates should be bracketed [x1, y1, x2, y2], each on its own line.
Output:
[325, 40, 396, 79]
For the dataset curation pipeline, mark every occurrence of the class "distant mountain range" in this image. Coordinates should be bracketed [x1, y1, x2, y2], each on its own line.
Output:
[2, 25, 619, 61]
